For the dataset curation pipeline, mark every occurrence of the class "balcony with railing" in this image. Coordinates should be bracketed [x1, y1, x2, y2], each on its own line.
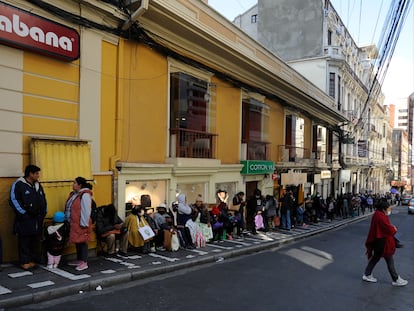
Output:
[277, 145, 311, 162]
[242, 140, 270, 161]
[323, 45, 345, 60]
[169, 128, 217, 159]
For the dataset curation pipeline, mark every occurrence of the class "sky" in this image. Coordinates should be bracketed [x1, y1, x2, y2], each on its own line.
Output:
[208, 0, 414, 105]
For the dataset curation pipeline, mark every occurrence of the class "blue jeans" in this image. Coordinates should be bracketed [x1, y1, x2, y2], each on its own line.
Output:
[281, 210, 291, 229]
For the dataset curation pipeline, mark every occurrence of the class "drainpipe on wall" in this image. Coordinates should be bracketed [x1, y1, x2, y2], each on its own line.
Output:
[121, 0, 149, 31]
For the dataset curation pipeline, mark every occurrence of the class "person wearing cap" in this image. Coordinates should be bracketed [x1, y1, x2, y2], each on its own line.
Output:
[153, 204, 169, 250]
[45, 211, 69, 269]
[193, 195, 213, 242]
[95, 204, 129, 257]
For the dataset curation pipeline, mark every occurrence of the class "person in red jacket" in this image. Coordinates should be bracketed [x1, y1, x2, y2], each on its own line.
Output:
[362, 200, 408, 286]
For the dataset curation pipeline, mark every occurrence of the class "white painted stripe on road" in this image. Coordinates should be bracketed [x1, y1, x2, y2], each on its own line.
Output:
[0, 285, 12, 295]
[207, 244, 234, 250]
[211, 249, 222, 253]
[243, 237, 262, 244]
[126, 255, 141, 259]
[41, 266, 90, 280]
[225, 240, 252, 246]
[8, 271, 33, 278]
[28, 280, 54, 289]
[186, 248, 209, 255]
[104, 256, 140, 269]
[101, 269, 116, 274]
[148, 253, 179, 262]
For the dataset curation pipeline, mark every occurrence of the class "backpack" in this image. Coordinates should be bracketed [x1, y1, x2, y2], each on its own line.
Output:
[80, 192, 98, 223]
[90, 199, 98, 223]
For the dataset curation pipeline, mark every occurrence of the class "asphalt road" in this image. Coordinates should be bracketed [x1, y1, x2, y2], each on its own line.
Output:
[10, 205, 413, 311]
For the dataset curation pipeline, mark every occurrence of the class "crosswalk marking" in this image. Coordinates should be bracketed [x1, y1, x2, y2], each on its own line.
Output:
[186, 248, 209, 255]
[8, 271, 32, 278]
[41, 266, 90, 280]
[0, 285, 12, 295]
[28, 280, 54, 289]
[101, 269, 116, 274]
[225, 239, 252, 246]
[148, 253, 180, 262]
[207, 243, 234, 250]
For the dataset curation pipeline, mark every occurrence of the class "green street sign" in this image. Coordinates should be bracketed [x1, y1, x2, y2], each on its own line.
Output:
[240, 160, 275, 175]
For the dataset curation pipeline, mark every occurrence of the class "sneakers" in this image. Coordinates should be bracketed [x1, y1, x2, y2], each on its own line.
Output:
[75, 261, 88, 271]
[362, 274, 378, 283]
[117, 251, 128, 257]
[67, 260, 82, 266]
[392, 276, 408, 287]
[21, 262, 36, 270]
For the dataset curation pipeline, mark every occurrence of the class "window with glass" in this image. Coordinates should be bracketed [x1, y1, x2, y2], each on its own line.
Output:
[314, 125, 327, 161]
[169, 70, 216, 158]
[285, 115, 305, 161]
[327, 29, 332, 45]
[329, 72, 335, 98]
[242, 98, 269, 160]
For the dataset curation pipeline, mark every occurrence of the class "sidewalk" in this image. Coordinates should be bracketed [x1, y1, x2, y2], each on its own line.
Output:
[0, 213, 370, 309]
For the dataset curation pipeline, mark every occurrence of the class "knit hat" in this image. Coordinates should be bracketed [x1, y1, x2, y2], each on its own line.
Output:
[157, 203, 167, 209]
[53, 211, 65, 223]
[196, 194, 203, 202]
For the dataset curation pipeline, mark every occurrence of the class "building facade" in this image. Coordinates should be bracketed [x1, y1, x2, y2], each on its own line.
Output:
[0, 0, 349, 261]
[236, 0, 393, 196]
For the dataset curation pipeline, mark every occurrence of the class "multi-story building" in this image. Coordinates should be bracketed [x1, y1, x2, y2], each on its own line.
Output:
[235, 0, 392, 196]
[0, 0, 347, 261]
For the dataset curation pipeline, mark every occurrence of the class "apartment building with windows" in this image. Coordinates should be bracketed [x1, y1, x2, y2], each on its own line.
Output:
[235, 0, 392, 196]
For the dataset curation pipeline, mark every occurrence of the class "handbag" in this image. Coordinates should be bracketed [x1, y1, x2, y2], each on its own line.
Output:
[171, 232, 180, 251]
[137, 217, 155, 241]
[255, 214, 264, 230]
[272, 215, 280, 227]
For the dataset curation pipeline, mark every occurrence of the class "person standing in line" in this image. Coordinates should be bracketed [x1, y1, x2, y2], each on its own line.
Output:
[280, 188, 293, 230]
[362, 200, 408, 286]
[9, 164, 47, 270]
[45, 211, 69, 269]
[64, 177, 93, 271]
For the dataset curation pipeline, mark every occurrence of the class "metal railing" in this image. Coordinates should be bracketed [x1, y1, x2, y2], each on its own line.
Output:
[277, 145, 311, 162]
[242, 140, 270, 161]
[169, 128, 217, 159]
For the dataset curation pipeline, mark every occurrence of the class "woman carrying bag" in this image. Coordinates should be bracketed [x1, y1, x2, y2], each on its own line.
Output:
[125, 205, 154, 254]
[362, 200, 408, 286]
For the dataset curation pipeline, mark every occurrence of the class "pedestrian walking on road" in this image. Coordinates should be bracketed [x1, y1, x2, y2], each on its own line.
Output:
[9, 164, 47, 270]
[362, 200, 408, 286]
[64, 177, 93, 271]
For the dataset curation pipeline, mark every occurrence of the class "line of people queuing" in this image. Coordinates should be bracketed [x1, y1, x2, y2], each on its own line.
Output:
[9, 165, 391, 274]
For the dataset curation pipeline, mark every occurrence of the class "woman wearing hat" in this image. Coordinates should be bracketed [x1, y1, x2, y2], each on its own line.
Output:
[125, 205, 152, 254]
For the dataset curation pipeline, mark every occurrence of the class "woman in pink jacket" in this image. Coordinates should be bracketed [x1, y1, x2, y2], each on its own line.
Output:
[362, 200, 407, 286]
[64, 177, 93, 271]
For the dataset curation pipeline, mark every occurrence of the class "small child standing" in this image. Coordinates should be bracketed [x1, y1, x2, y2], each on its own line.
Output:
[45, 211, 68, 269]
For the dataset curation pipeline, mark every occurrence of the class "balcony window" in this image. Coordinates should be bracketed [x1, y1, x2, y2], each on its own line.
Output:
[284, 115, 305, 161]
[169, 71, 216, 158]
[242, 98, 269, 160]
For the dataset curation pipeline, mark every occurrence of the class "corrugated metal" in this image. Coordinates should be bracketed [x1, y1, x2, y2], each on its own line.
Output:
[30, 138, 93, 218]
[31, 138, 92, 182]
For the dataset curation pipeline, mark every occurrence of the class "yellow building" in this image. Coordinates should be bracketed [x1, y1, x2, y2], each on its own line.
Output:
[0, 0, 345, 262]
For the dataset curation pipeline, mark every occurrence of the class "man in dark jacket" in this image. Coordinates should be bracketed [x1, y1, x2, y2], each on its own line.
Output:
[95, 204, 129, 257]
[9, 165, 47, 270]
[281, 189, 294, 230]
